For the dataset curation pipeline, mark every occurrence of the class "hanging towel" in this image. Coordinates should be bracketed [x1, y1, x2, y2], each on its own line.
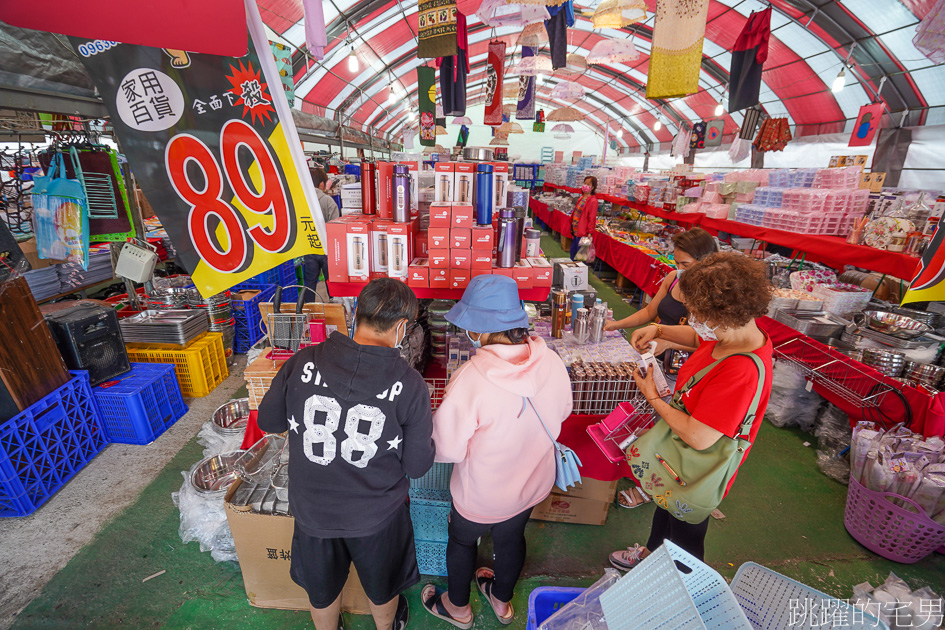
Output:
[418, 66, 437, 146]
[516, 46, 537, 120]
[914, 0, 945, 64]
[728, 8, 771, 113]
[544, 1, 574, 70]
[419, 0, 459, 59]
[439, 49, 468, 116]
[729, 136, 751, 163]
[484, 40, 506, 126]
[646, 0, 709, 99]
[739, 106, 762, 140]
[303, 0, 328, 59]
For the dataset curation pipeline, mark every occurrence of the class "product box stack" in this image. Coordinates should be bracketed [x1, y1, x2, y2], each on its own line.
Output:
[325, 160, 550, 294]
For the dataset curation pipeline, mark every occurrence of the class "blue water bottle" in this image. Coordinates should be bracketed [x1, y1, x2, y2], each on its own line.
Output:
[475, 163, 494, 226]
[571, 293, 584, 329]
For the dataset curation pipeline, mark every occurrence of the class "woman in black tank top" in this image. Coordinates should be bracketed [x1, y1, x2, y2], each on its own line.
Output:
[604, 228, 718, 345]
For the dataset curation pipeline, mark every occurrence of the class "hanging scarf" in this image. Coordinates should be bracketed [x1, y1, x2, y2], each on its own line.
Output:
[302, 0, 328, 59]
[728, 8, 771, 113]
[418, 66, 436, 146]
[270, 42, 295, 107]
[419, 0, 459, 59]
[544, 1, 574, 70]
[914, 0, 945, 64]
[484, 40, 506, 126]
[646, 0, 710, 99]
[516, 46, 537, 120]
[457, 124, 470, 146]
[689, 121, 706, 150]
[571, 195, 589, 232]
[753, 117, 792, 152]
[739, 107, 762, 140]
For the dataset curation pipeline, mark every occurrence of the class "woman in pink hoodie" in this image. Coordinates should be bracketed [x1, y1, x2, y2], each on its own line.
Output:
[421, 276, 572, 629]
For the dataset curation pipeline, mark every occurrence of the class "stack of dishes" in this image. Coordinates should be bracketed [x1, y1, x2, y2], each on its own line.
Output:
[861, 311, 932, 340]
[119, 309, 209, 346]
[147, 288, 189, 310]
[902, 361, 945, 389]
[187, 289, 235, 354]
[861, 347, 906, 377]
[428, 300, 453, 365]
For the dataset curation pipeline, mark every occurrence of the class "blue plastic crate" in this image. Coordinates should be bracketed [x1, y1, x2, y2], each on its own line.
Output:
[416, 539, 448, 577]
[410, 462, 453, 490]
[0, 372, 108, 517]
[92, 363, 187, 445]
[409, 488, 450, 542]
[526, 587, 584, 630]
[231, 283, 277, 353]
[245, 261, 298, 303]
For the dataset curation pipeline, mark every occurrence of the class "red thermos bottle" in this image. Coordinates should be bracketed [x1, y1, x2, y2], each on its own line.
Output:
[361, 161, 377, 215]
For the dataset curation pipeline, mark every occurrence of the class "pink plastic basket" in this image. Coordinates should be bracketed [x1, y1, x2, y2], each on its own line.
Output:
[844, 475, 945, 564]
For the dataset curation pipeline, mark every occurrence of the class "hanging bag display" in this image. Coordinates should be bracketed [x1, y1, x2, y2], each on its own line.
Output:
[31, 151, 90, 269]
[527, 397, 583, 490]
[628, 353, 766, 524]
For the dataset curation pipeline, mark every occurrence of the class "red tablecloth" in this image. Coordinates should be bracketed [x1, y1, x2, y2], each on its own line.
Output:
[591, 231, 671, 296]
[543, 184, 920, 280]
[758, 316, 944, 438]
[558, 414, 632, 481]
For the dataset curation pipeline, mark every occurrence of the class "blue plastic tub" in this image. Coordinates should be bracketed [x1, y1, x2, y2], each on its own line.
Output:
[526, 587, 584, 630]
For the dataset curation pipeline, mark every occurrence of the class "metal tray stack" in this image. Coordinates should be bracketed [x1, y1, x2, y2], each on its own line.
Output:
[774, 310, 847, 340]
[119, 309, 209, 346]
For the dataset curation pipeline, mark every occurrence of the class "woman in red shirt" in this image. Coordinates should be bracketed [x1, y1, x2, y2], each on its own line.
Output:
[610, 252, 773, 569]
[569, 176, 599, 260]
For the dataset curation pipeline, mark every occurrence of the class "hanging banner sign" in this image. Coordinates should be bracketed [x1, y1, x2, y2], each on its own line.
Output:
[484, 41, 506, 126]
[901, 224, 942, 306]
[849, 103, 884, 148]
[68, 0, 325, 298]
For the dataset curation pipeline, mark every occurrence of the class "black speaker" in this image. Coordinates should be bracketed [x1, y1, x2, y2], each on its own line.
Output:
[45, 303, 131, 386]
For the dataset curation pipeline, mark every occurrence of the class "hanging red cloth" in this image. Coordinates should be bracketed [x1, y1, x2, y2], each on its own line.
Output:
[484, 41, 506, 126]
[728, 8, 772, 113]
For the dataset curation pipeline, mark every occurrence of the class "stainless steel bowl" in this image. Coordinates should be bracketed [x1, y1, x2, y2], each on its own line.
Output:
[211, 398, 251, 436]
[862, 310, 933, 340]
[892, 306, 943, 329]
[190, 451, 244, 496]
[462, 147, 494, 161]
[902, 361, 945, 386]
[861, 347, 906, 377]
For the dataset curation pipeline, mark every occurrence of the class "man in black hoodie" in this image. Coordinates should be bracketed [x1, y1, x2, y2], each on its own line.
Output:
[258, 278, 435, 630]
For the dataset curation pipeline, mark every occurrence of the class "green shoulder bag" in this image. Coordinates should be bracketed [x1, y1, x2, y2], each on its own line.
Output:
[627, 352, 766, 524]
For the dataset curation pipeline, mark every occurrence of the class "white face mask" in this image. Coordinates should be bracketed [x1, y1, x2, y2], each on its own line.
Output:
[394, 320, 407, 349]
[676, 268, 684, 278]
[465, 330, 483, 349]
[689, 315, 718, 341]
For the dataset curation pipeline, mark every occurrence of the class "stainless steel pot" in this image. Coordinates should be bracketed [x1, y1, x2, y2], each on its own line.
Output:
[462, 147, 494, 161]
[190, 451, 244, 496]
[211, 398, 251, 436]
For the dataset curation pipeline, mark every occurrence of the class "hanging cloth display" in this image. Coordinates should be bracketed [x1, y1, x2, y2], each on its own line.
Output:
[914, 0, 945, 64]
[302, 0, 328, 59]
[753, 117, 792, 152]
[671, 128, 692, 158]
[437, 11, 470, 116]
[271, 42, 296, 107]
[739, 106, 762, 140]
[729, 136, 751, 163]
[646, 0, 710, 99]
[403, 128, 417, 150]
[728, 8, 771, 113]
[31, 151, 90, 269]
[418, 66, 437, 146]
[516, 46, 537, 120]
[704, 120, 724, 147]
[544, 0, 574, 70]
[533, 109, 546, 132]
[419, 0, 459, 59]
[457, 124, 470, 146]
[689, 121, 706, 150]
[484, 40, 506, 126]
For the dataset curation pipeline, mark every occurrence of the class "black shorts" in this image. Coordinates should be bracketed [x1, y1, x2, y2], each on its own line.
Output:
[289, 501, 420, 609]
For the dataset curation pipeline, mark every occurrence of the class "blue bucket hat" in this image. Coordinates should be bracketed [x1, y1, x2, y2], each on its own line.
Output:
[445, 275, 529, 334]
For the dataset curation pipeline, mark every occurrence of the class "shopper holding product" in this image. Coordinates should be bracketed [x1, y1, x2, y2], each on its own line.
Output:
[609, 252, 774, 569]
[423, 275, 572, 629]
[569, 176, 599, 260]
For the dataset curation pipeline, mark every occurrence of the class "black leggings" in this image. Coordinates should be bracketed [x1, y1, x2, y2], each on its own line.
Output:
[645, 508, 710, 561]
[446, 506, 533, 607]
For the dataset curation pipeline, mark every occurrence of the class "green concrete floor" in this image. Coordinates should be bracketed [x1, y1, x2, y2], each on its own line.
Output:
[12, 234, 945, 629]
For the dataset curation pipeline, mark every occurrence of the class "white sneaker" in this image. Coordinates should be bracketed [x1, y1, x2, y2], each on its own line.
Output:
[609, 544, 647, 571]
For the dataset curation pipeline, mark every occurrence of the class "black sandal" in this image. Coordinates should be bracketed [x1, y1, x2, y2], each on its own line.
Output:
[475, 568, 514, 625]
[421, 584, 474, 629]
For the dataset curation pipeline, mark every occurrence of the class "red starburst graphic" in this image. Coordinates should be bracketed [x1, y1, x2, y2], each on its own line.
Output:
[225, 60, 275, 125]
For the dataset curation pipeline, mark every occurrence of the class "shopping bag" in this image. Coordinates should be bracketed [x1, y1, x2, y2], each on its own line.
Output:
[31, 152, 89, 269]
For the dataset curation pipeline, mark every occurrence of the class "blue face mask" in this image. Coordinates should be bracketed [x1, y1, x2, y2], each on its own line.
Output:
[465, 330, 483, 349]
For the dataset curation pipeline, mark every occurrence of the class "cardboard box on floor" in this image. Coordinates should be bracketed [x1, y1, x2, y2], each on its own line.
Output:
[530, 478, 618, 526]
[224, 479, 372, 613]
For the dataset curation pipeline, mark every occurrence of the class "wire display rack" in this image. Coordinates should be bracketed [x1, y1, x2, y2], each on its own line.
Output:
[773, 337, 894, 408]
[587, 397, 657, 463]
[425, 378, 448, 411]
[571, 361, 642, 415]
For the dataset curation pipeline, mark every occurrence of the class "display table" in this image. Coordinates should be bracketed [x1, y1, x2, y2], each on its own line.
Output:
[530, 197, 672, 296]
[758, 316, 944, 438]
[326, 282, 551, 302]
[542, 183, 920, 280]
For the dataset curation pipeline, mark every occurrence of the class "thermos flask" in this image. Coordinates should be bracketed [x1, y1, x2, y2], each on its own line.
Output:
[360, 161, 376, 215]
[393, 165, 410, 222]
[475, 164, 494, 226]
[496, 209, 517, 268]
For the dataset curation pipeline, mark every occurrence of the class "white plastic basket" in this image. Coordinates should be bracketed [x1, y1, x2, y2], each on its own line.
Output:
[730, 562, 889, 629]
[600, 541, 751, 630]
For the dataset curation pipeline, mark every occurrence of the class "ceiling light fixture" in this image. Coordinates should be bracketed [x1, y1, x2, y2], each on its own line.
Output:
[348, 47, 359, 73]
[654, 119, 662, 131]
[832, 67, 846, 93]
[715, 102, 724, 117]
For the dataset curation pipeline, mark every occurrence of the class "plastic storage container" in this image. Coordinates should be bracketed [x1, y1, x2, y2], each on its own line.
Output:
[409, 488, 450, 542]
[230, 283, 277, 353]
[92, 363, 188, 444]
[410, 462, 454, 490]
[124, 332, 228, 397]
[526, 587, 584, 630]
[245, 261, 298, 302]
[0, 372, 108, 517]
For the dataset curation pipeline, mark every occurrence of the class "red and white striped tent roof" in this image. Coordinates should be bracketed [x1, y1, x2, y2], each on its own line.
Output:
[260, 0, 944, 149]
